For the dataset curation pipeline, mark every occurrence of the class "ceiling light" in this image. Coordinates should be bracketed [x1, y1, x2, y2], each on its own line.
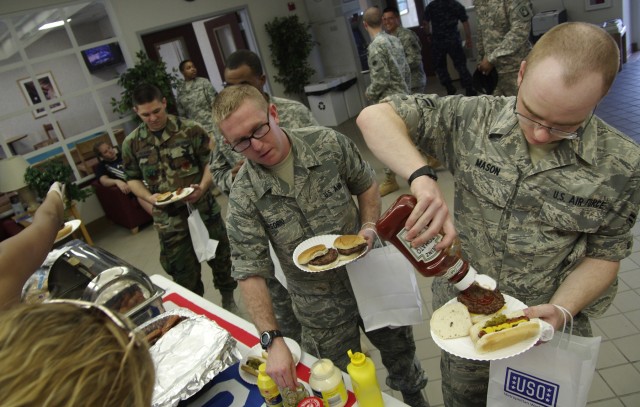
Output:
[38, 19, 71, 31]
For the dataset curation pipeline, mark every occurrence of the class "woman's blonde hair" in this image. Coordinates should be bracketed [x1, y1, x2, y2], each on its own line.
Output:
[0, 303, 155, 407]
[212, 84, 267, 127]
[525, 22, 619, 97]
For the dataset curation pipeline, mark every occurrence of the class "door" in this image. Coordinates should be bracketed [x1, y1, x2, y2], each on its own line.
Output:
[203, 13, 249, 76]
[141, 24, 210, 80]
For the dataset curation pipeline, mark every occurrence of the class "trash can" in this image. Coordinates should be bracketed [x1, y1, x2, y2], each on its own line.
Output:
[304, 74, 358, 126]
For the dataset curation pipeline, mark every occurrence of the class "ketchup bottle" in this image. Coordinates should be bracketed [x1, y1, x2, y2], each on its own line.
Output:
[376, 194, 477, 291]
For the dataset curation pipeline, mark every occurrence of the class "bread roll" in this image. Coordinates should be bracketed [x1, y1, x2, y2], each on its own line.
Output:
[430, 302, 473, 339]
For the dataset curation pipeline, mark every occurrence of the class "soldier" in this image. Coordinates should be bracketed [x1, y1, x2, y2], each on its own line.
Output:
[210, 49, 318, 343]
[122, 84, 238, 312]
[382, 6, 427, 94]
[357, 22, 640, 406]
[363, 6, 410, 197]
[214, 84, 429, 407]
[423, 0, 476, 96]
[475, 0, 533, 96]
[176, 59, 218, 135]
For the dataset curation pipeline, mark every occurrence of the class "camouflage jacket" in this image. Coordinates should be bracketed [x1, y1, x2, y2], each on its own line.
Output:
[386, 93, 640, 317]
[176, 77, 218, 134]
[226, 126, 374, 293]
[122, 115, 220, 226]
[366, 32, 410, 103]
[423, 0, 469, 42]
[210, 95, 319, 194]
[475, 0, 532, 73]
[390, 26, 427, 91]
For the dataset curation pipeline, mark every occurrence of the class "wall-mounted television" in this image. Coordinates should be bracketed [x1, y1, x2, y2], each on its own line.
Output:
[81, 43, 124, 72]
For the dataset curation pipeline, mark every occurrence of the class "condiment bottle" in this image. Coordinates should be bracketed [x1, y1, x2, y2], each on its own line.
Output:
[309, 358, 348, 407]
[258, 363, 284, 407]
[346, 350, 384, 407]
[282, 382, 310, 407]
[376, 194, 477, 291]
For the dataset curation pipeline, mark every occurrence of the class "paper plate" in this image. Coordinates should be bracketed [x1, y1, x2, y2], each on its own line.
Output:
[238, 337, 301, 385]
[54, 219, 81, 243]
[155, 187, 194, 206]
[431, 294, 547, 361]
[293, 234, 368, 272]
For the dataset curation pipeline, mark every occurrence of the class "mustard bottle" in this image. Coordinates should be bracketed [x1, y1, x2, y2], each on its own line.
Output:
[346, 350, 384, 407]
[257, 363, 283, 407]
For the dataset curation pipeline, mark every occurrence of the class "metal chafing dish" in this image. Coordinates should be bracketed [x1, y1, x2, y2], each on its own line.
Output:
[23, 239, 164, 326]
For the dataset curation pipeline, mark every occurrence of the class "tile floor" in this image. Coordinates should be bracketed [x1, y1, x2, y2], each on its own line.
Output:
[89, 59, 640, 406]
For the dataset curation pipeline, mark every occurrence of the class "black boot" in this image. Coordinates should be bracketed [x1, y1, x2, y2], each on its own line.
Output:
[402, 390, 430, 407]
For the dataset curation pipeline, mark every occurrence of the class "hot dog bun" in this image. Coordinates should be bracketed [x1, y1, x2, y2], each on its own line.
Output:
[470, 310, 540, 353]
[333, 234, 367, 261]
[55, 223, 72, 240]
[241, 355, 266, 377]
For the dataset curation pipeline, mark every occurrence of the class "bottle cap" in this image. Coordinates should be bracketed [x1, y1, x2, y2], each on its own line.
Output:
[453, 265, 477, 291]
[347, 349, 366, 366]
[297, 396, 323, 407]
[258, 362, 267, 374]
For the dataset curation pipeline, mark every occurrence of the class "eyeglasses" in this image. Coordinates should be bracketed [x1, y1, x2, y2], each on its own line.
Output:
[514, 98, 596, 140]
[47, 299, 140, 347]
[230, 107, 271, 152]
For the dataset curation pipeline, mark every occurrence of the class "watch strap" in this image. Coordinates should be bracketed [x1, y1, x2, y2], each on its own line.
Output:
[407, 165, 438, 185]
[260, 329, 283, 350]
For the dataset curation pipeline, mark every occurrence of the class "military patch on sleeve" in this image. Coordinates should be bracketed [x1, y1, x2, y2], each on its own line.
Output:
[518, 6, 531, 19]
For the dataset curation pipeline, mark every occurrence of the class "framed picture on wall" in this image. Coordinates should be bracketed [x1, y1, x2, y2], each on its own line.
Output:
[17, 72, 66, 119]
[585, 0, 612, 11]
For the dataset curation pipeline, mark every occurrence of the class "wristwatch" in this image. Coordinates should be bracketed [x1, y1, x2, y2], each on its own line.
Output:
[260, 330, 284, 350]
[407, 165, 438, 185]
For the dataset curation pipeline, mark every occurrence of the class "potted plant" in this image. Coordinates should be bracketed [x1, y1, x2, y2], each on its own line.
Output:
[265, 15, 316, 101]
[110, 50, 180, 118]
[24, 159, 92, 207]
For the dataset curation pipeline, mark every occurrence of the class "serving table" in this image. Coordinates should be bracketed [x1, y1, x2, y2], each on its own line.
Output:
[150, 274, 409, 406]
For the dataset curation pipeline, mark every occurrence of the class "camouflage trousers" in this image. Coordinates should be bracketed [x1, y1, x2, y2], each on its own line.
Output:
[432, 278, 594, 406]
[288, 271, 427, 394]
[157, 208, 236, 296]
[266, 277, 302, 343]
[432, 39, 473, 89]
[493, 68, 519, 97]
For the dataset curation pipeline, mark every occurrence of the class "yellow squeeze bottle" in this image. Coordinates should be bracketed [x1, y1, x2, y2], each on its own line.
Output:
[346, 349, 384, 407]
[257, 363, 284, 407]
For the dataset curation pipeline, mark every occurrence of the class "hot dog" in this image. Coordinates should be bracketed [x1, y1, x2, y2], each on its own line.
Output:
[469, 310, 540, 353]
[240, 355, 267, 377]
[156, 191, 173, 203]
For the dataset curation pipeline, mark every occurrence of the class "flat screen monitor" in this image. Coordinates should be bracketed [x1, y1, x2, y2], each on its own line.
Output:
[81, 43, 124, 72]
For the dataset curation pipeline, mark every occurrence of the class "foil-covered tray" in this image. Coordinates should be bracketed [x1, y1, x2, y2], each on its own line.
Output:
[136, 308, 241, 407]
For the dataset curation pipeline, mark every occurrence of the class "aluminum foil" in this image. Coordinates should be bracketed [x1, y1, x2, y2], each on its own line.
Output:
[136, 308, 241, 407]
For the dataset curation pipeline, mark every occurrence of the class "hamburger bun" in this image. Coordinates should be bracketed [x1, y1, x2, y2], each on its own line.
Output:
[307, 248, 340, 271]
[430, 302, 472, 339]
[55, 223, 72, 240]
[333, 234, 368, 261]
[298, 244, 329, 265]
[156, 191, 173, 203]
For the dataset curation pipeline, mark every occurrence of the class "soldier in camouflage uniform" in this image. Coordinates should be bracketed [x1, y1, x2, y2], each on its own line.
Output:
[176, 60, 218, 135]
[382, 6, 427, 94]
[363, 6, 411, 197]
[122, 84, 237, 310]
[423, 0, 476, 96]
[358, 23, 640, 406]
[213, 85, 429, 407]
[475, 0, 533, 96]
[209, 50, 318, 343]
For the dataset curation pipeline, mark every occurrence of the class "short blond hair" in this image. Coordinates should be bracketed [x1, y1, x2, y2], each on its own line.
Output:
[213, 84, 268, 127]
[363, 6, 382, 28]
[0, 303, 154, 407]
[526, 22, 619, 96]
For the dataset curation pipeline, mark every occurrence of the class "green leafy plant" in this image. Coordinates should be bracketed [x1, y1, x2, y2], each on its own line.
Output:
[265, 15, 315, 98]
[24, 159, 92, 205]
[110, 50, 180, 118]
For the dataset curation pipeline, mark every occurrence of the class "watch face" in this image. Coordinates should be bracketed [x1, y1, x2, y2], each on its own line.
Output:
[260, 331, 271, 348]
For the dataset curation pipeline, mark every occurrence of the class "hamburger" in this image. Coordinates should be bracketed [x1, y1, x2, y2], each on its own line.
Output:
[457, 283, 506, 322]
[469, 310, 540, 353]
[156, 191, 173, 204]
[333, 234, 368, 261]
[298, 244, 340, 271]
